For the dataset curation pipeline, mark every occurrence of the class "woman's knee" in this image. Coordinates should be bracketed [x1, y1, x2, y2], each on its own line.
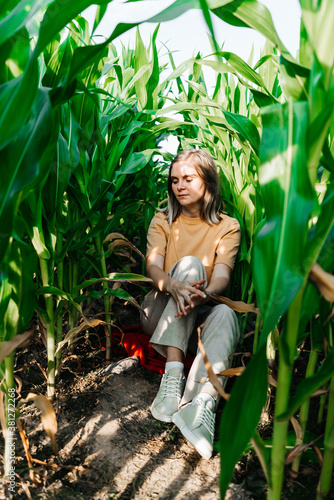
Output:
[211, 304, 236, 320]
[204, 304, 240, 339]
[170, 256, 206, 281]
[140, 289, 168, 336]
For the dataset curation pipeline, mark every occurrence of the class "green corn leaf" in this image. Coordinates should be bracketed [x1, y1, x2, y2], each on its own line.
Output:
[56, 0, 202, 90]
[0, 0, 53, 46]
[250, 88, 277, 108]
[0, 89, 53, 262]
[279, 56, 310, 101]
[253, 100, 317, 344]
[35, 0, 110, 56]
[92, 4, 108, 34]
[1, 239, 36, 341]
[219, 344, 268, 497]
[79, 287, 135, 301]
[83, 253, 104, 277]
[108, 272, 152, 281]
[298, 185, 334, 337]
[278, 347, 334, 421]
[36, 286, 72, 300]
[217, 51, 268, 89]
[146, 24, 160, 110]
[134, 27, 150, 109]
[116, 150, 156, 176]
[203, 112, 260, 154]
[0, 57, 39, 151]
[307, 104, 334, 186]
[301, 0, 334, 89]
[209, 0, 295, 63]
[71, 274, 152, 296]
[36, 285, 82, 313]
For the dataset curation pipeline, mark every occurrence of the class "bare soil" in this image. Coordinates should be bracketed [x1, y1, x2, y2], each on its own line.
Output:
[0, 301, 328, 500]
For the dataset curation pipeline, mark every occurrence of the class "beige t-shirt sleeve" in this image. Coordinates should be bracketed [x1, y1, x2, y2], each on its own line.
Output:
[146, 213, 169, 259]
[215, 219, 241, 270]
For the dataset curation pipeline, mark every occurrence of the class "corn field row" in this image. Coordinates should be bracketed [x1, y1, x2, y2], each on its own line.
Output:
[0, 0, 333, 499]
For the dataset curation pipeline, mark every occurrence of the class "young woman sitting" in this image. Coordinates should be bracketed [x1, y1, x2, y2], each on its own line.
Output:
[140, 149, 240, 460]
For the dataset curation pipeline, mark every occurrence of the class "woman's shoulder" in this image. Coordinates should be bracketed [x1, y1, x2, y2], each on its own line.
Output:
[217, 213, 241, 231]
[149, 211, 170, 234]
[150, 211, 169, 226]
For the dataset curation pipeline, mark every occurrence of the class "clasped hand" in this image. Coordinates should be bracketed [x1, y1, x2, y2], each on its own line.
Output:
[169, 278, 207, 319]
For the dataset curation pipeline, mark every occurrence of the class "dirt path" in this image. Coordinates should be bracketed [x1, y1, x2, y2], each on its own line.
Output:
[9, 352, 251, 499]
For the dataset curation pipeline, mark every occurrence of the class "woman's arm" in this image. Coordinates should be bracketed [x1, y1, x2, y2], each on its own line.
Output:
[146, 253, 206, 317]
[181, 263, 232, 317]
[205, 263, 231, 296]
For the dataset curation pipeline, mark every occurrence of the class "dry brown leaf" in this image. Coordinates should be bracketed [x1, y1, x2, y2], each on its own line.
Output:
[197, 327, 230, 400]
[291, 416, 303, 441]
[217, 366, 245, 377]
[311, 388, 328, 397]
[32, 457, 59, 468]
[209, 294, 260, 315]
[286, 443, 311, 464]
[109, 282, 122, 309]
[24, 393, 58, 454]
[312, 444, 323, 465]
[103, 232, 126, 243]
[104, 233, 145, 259]
[55, 354, 82, 378]
[17, 419, 42, 485]
[0, 386, 6, 440]
[268, 374, 277, 387]
[309, 263, 334, 302]
[32, 359, 48, 382]
[14, 375, 23, 396]
[108, 239, 144, 259]
[55, 318, 107, 355]
[198, 366, 244, 383]
[285, 434, 322, 465]
[17, 476, 32, 500]
[0, 329, 37, 365]
[228, 351, 253, 368]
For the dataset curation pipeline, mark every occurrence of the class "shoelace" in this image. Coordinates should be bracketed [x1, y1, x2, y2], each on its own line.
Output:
[160, 373, 184, 398]
[194, 399, 215, 436]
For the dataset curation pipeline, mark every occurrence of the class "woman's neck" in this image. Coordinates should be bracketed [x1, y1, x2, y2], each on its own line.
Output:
[181, 207, 201, 218]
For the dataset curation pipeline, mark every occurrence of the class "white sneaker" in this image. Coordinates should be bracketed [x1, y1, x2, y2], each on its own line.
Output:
[151, 368, 186, 423]
[172, 396, 215, 460]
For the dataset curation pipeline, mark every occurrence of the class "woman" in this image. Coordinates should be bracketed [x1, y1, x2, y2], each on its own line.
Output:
[140, 149, 240, 460]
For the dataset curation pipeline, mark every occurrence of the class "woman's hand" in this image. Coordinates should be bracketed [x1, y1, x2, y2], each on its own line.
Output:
[169, 279, 207, 318]
[146, 254, 206, 318]
[176, 263, 232, 318]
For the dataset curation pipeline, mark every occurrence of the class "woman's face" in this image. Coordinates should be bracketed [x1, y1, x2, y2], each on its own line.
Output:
[170, 160, 206, 217]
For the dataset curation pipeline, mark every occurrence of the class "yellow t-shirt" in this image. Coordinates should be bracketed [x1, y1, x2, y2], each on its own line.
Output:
[146, 212, 241, 282]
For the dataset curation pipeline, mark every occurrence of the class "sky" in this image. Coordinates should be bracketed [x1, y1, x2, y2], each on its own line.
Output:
[82, 0, 302, 153]
[83, 0, 301, 66]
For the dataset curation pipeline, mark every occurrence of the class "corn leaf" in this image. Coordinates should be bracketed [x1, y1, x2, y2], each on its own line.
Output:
[219, 344, 268, 496]
[0, 0, 53, 46]
[24, 393, 58, 453]
[209, 0, 295, 63]
[253, 101, 317, 345]
[278, 347, 334, 420]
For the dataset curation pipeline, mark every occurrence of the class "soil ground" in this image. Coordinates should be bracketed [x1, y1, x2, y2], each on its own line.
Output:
[0, 300, 331, 499]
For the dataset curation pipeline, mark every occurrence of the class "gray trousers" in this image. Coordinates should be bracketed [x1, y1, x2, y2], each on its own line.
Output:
[140, 256, 240, 405]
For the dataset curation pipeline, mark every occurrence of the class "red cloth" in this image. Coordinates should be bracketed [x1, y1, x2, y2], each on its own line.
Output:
[110, 324, 194, 375]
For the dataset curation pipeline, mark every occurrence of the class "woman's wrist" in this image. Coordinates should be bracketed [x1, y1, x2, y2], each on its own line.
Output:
[165, 276, 180, 295]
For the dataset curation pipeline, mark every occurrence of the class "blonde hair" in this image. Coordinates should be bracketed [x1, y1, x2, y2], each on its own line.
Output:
[165, 149, 224, 225]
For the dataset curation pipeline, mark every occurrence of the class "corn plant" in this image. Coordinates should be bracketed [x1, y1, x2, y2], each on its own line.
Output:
[0, 0, 202, 480]
[198, 1, 334, 499]
[1, 1, 334, 498]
